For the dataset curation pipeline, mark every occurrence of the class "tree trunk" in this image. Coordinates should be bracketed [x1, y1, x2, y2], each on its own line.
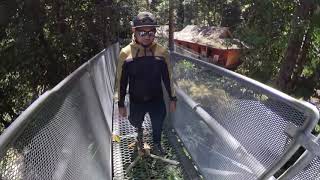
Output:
[0, 0, 18, 26]
[145, 0, 150, 10]
[150, 0, 158, 11]
[276, 0, 314, 92]
[169, 0, 174, 51]
[96, 2, 105, 50]
[97, 0, 117, 49]
[291, 24, 313, 91]
[56, 0, 66, 34]
[176, 0, 184, 30]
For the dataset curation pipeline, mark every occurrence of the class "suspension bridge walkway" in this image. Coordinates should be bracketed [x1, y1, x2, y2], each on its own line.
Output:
[0, 43, 319, 180]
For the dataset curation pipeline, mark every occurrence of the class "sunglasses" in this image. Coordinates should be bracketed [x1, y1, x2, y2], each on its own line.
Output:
[136, 30, 156, 37]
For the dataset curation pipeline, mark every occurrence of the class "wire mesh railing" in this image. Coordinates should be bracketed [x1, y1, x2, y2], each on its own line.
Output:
[0, 44, 119, 180]
[0, 43, 319, 180]
[112, 104, 184, 179]
[282, 135, 320, 180]
[170, 51, 319, 180]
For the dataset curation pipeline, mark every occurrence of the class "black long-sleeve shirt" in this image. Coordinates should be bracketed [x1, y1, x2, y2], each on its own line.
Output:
[116, 41, 176, 107]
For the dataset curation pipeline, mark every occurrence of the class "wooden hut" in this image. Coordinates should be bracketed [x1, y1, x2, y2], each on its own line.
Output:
[174, 25, 246, 70]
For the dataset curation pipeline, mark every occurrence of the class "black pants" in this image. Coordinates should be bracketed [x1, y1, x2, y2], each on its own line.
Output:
[129, 100, 166, 144]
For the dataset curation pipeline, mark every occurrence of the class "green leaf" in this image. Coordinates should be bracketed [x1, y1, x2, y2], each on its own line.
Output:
[312, 6, 320, 27]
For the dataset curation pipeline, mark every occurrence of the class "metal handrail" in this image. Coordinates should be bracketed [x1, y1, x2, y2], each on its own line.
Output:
[171, 51, 320, 180]
[0, 48, 114, 180]
[176, 87, 267, 177]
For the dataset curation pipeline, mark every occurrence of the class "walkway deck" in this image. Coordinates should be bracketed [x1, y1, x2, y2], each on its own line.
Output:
[112, 104, 184, 179]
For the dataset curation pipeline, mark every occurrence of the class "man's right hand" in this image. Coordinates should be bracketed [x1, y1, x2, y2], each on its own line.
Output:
[119, 107, 127, 117]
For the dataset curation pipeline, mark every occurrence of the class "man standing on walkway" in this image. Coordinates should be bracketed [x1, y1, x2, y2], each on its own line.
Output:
[116, 12, 177, 155]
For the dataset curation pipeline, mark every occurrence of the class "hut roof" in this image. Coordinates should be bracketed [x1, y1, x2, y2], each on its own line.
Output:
[174, 25, 246, 49]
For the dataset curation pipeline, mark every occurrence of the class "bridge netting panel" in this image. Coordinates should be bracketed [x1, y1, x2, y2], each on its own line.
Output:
[170, 52, 319, 180]
[0, 44, 118, 180]
[0, 44, 319, 180]
[288, 136, 320, 180]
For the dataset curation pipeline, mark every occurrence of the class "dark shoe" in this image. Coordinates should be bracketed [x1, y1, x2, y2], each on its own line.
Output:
[152, 143, 166, 156]
[133, 139, 144, 158]
[136, 128, 143, 149]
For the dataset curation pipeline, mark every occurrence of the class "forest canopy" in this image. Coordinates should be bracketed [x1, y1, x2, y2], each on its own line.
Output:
[1, 0, 320, 133]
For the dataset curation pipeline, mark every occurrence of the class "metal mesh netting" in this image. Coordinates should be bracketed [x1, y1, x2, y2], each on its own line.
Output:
[1, 42, 318, 180]
[112, 102, 184, 179]
[0, 45, 118, 180]
[291, 137, 320, 180]
[173, 98, 259, 180]
[170, 52, 312, 180]
[89, 47, 117, 131]
[292, 156, 320, 180]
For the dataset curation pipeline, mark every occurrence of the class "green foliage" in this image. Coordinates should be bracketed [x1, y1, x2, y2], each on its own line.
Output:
[178, 60, 195, 70]
[234, 1, 294, 83]
[1, 0, 320, 136]
[174, 60, 197, 79]
[155, 0, 170, 25]
[221, 0, 242, 30]
[315, 124, 320, 134]
[0, 0, 121, 133]
[302, 27, 320, 78]
[312, 7, 320, 27]
[0, 1, 319, 178]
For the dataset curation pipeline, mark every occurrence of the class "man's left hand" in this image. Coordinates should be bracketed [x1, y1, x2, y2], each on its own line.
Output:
[169, 100, 176, 112]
